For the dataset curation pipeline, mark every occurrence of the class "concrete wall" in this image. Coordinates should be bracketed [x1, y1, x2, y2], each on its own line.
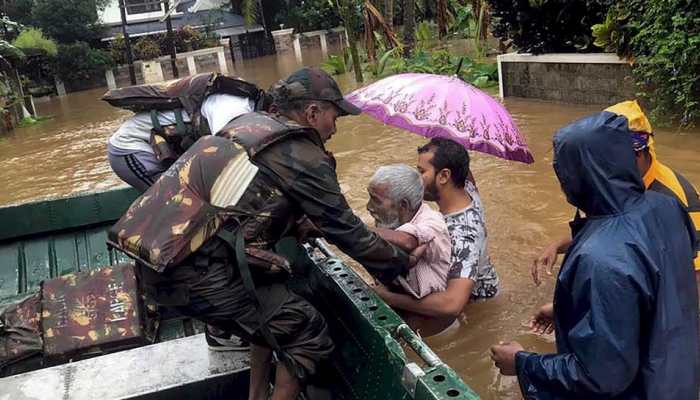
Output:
[498, 53, 635, 105]
[112, 50, 233, 87]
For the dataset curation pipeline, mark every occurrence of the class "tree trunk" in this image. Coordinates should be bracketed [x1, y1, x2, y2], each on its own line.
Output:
[403, 0, 415, 57]
[436, 0, 447, 39]
[339, 0, 364, 83]
[384, 0, 393, 28]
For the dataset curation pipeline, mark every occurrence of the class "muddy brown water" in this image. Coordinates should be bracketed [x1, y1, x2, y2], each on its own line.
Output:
[0, 50, 698, 399]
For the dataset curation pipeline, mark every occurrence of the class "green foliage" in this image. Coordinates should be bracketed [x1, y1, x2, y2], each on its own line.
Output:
[376, 46, 401, 76]
[487, 0, 614, 54]
[0, 40, 26, 65]
[448, 1, 474, 38]
[0, 76, 19, 107]
[5, 0, 35, 27]
[110, 26, 221, 65]
[591, 7, 633, 57]
[31, 0, 105, 44]
[287, 0, 343, 32]
[17, 115, 53, 127]
[12, 28, 57, 56]
[592, 0, 699, 126]
[134, 36, 161, 60]
[110, 34, 127, 65]
[368, 49, 498, 88]
[54, 42, 113, 82]
[241, 0, 258, 27]
[321, 54, 347, 75]
[415, 21, 434, 42]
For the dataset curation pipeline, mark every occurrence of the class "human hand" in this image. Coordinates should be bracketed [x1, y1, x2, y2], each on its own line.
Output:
[408, 243, 429, 268]
[532, 241, 560, 286]
[296, 215, 322, 243]
[529, 303, 555, 334]
[490, 341, 524, 376]
[373, 281, 391, 299]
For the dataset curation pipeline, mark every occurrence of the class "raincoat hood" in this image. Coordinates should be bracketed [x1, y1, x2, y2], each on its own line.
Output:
[553, 111, 644, 217]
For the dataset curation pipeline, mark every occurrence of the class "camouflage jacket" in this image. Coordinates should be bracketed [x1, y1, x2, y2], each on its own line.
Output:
[110, 112, 408, 283]
[221, 112, 409, 283]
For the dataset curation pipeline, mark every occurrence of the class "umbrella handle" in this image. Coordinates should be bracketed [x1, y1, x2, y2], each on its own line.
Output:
[454, 57, 465, 76]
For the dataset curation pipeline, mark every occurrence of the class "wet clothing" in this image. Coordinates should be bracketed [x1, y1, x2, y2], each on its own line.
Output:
[395, 203, 452, 298]
[107, 149, 167, 192]
[515, 111, 699, 399]
[137, 239, 333, 376]
[446, 181, 499, 299]
[107, 94, 254, 191]
[642, 151, 700, 270]
[123, 112, 408, 377]
[217, 112, 410, 282]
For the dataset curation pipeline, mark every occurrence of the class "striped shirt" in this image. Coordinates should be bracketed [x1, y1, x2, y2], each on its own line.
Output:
[395, 203, 452, 298]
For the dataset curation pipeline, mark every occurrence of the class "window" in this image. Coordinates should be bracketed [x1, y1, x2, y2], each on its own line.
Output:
[125, 0, 162, 15]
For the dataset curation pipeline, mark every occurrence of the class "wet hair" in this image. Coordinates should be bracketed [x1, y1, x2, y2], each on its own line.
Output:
[370, 164, 424, 212]
[417, 138, 470, 188]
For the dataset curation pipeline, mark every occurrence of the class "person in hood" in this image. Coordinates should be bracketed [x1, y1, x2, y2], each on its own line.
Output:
[532, 101, 700, 293]
[490, 110, 699, 398]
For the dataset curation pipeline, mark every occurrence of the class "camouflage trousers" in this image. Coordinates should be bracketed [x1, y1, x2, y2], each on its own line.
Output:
[137, 240, 334, 377]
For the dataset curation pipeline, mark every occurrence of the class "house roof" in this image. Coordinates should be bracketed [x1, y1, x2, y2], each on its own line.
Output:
[102, 2, 263, 41]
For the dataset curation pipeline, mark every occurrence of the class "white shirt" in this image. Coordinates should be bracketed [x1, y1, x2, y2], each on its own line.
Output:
[108, 93, 254, 155]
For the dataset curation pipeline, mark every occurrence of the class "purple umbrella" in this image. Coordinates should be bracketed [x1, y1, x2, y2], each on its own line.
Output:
[345, 73, 534, 164]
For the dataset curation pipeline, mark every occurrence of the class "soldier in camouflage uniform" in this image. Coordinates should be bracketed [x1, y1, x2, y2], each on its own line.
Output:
[127, 68, 410, 400]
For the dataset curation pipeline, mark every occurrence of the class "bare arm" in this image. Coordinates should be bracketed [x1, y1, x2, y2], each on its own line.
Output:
[532, 235, 573, 286]
[376, 278, 474, 318]
[373, 227, 418, 253]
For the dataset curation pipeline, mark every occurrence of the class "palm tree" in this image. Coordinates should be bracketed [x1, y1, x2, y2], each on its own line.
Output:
[403, 0, 415, 57]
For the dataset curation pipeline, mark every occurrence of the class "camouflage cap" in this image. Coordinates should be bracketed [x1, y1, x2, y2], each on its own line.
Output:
[274, 67, 361, 116]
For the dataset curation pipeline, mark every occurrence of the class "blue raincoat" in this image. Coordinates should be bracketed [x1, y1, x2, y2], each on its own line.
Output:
[515, 112, 699, 399]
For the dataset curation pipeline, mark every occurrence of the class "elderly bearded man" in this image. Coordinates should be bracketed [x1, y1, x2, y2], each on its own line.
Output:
[367, 164, 452, 301]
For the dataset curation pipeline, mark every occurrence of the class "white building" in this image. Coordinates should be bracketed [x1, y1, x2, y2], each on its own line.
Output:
[99, 0, 264, 44]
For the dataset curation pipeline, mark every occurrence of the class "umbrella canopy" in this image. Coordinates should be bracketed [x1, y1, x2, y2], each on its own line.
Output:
[346, 73, 534, 164]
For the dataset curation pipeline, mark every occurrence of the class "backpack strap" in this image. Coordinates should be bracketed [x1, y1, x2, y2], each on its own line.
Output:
[173, 108, 188, 136]
[150, 110, 163, 133]
[216, 229, 307, 381]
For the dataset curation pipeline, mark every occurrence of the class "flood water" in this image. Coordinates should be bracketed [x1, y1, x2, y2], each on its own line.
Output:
[1, 49, 699, 399]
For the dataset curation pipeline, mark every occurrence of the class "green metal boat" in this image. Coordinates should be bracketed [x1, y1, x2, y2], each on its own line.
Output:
[0, 188, 479, 400]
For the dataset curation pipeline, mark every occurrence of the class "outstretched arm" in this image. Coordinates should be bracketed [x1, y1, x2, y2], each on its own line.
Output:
[373, 227, 418, 253]
[515, 258, 642, 398]
[376, 278, 474, 318]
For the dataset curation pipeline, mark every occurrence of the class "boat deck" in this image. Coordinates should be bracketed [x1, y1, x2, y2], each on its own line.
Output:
[0, 334, 250, 400]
